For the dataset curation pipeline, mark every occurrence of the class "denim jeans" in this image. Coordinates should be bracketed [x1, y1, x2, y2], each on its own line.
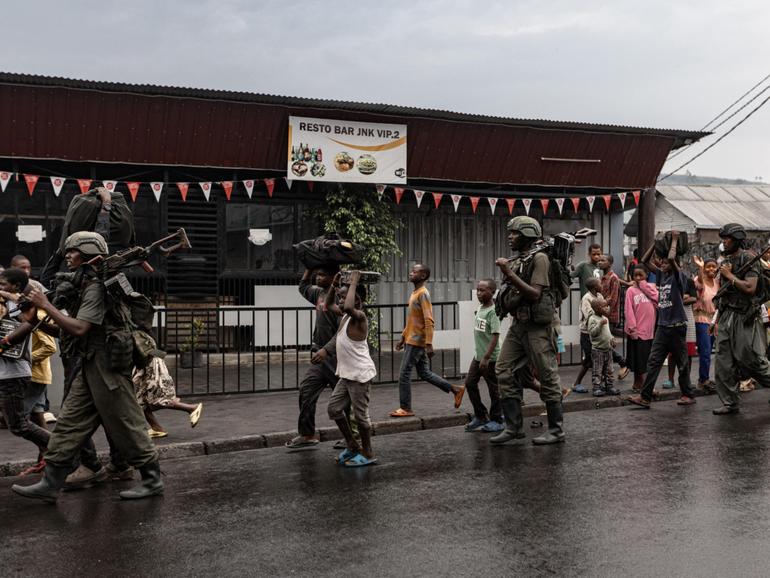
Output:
[398, 344, 452, 410]
[695, 322, 714, 384]
[0, 377, 50, 452]
[464, 359, 501, 422]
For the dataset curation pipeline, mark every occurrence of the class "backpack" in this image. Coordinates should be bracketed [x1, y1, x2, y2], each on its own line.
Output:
[293, 233, 364, 269]
[653, 230, 689, 259]
[59, 189, 135, 254]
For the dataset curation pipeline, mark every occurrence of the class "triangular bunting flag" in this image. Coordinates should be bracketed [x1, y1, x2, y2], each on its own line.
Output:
[469, 196, 480, 213]
[522, 198, 532, 215]
[221, 181, 233, 201]
[375, 184, 386, 201]
[618, 192, 627, 207]
[431, 192, 443, 209]
[632, 190, 641, 205]
[506, 198, 515, 215]
[414, 190, 425, 208]
[586, 195, 596, 211]
[77, 179, 92, 194]
[602, 194, 612, 211]
[264, 178, 275, 197]
[243, 179, 255, 199]
[487, 197, 498, 214]
[127, 182, 141, 202]
[200, 182, 212, 202]
[555, 198, 565, 214]
[151, 182, 163, 202]
[540, 198, 549, 215]
[394, 187, 405, 205]
[284, 177, 293, 190]
[24, 174, 39, 196]
[101, 180, 117, 193]
[0, 171, 11, 192]
[571, 197, 581, 213]
[50, 176, 65, 197]
[177, 183, 189, 202]
[451, 194, 462, 212]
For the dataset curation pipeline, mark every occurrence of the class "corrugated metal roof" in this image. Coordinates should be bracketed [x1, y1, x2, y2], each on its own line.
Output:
[659, 185, 770, 231]
[0, 72, 708, 148]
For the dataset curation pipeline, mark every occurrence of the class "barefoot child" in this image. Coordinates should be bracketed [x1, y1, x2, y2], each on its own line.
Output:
[587, 296, 620, 397]
[322, 271, 377, 467]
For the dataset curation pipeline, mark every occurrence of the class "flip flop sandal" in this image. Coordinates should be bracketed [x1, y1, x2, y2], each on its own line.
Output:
[190, 403, 203, 428]
[343, 453, 378, 468]
[389, 408, 415, 417]
[454, 386, 466, 409]
[285, 436, 320, 450]
[148, 429, 168, 439]
[336, 449, 357, 464]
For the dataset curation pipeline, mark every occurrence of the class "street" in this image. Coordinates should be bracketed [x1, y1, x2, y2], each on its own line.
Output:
[4, 393, 770, 577]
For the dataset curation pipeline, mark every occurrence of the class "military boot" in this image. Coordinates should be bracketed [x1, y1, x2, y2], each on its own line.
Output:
[532, 401, 566, 445]
[12, 464, 70, 504]
[119, 462, 164, 500]
[490, 398, 525, 444]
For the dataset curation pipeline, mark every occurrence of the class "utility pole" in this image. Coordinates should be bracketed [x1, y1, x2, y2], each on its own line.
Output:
[637, 187, 656, 253]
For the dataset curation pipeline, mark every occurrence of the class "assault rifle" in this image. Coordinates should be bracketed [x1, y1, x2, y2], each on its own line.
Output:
[712, 245, 770, 314]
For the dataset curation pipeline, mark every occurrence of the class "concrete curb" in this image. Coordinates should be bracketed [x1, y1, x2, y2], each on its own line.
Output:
[0, 388, 709, 477]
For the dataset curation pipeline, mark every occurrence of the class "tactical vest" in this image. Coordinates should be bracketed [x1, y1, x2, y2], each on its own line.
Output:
[719, 250, 761, 313]
[495, 252, 567, 325]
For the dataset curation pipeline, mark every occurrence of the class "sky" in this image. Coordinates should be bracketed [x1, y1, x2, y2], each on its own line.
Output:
[3, 0, 769, 181]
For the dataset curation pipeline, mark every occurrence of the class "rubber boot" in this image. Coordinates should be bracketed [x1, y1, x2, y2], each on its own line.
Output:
[532, 401, 566, 445]
[119, 462, 164, 500]
[12, 464, 70, 504]
[490, 398, 525, 444]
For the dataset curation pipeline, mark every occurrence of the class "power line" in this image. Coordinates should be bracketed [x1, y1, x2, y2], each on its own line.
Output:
[700, 72, 770, 131]
[659, 91, 770, 182]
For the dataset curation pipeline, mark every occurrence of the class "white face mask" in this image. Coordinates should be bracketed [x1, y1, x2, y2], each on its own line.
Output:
[718, 242, 725, 254]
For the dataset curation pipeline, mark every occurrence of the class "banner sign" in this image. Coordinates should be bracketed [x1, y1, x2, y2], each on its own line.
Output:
[287, 116, 407, 184]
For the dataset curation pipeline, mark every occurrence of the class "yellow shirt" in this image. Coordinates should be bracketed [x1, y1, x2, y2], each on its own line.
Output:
[31, 310, 56, 385]
[402, 286, 434, 347]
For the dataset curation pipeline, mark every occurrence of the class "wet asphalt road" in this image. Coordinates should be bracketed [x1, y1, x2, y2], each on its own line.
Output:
[5, 393, 770, 577]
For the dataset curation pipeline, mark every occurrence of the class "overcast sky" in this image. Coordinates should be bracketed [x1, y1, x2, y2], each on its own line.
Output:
[3, 0, 769, 181]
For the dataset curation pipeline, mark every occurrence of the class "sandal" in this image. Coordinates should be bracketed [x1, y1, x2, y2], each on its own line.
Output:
[190, 403, 203, 428]
[453, 386, 466, 409]
[336, 449, 357, 464]
[285, 436, 320, 450]
[389, 408, 415, 417]
[148, 428, 168, 439]
[343, 453, 378, 467]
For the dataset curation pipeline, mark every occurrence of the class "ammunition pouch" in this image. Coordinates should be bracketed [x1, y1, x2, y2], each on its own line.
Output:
[105, 329, 134, 372]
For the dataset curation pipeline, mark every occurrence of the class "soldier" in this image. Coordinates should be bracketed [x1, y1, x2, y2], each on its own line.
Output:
[490, 216, 565, 446]
[712, 223, 770, 414]
[12, 232, 163, 503]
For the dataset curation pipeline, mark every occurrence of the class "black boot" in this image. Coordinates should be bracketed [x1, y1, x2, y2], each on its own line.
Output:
[490, 398, 525, 444]
[532, 401, 566, 445]
[12, 464, 70, 504]
[119, 462, 164, 500]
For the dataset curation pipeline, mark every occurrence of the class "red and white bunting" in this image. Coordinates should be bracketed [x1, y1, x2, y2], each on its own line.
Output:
[284, 177, 293, 190]
[522, 198, 532, 215]
[469, 196, 480, 213]
[602, 194, 612, 211]
[177, 182, 189, 202]
[50, 176, 65, 197]
[264, 178, 275, 197]
[571, 197, 580, 213]
[151, 182, 163, 202]
[243, 179, 255, 199]
[221, 181, 233, 201]
[540, 198, 549, 214]
[77, 179, 92, 194]
[394, 187, 405, 205]
[487, 197, 498, 214]
[102, 180, 117, 193]
[586, 195, 596, 211]
[431, 192, 443, 209]
[555, 198, 565, 214]
[414, 190, 425, 208]
[199, 182, 212, 202]
[24, 174, 39, 196]
[127, 182, 140, 202]
[375, 184, 386, 201]
[0, 171, 11, 192]
[506, 198, 515, 215]
[618, 192, 627, 207]
[451, 194, 462, 212]
[632, 190, 641, 205]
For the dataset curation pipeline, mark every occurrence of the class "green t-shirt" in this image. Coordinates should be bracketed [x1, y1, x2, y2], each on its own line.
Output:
[572, 261, 602, 297]
[474, 305, 501, 362]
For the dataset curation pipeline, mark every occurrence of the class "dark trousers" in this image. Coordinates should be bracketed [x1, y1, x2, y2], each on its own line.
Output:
[398, 344, 453, 410]
[0, 377, 50, 452]
[465, 359, 502, 422]
[641, 325, 695, 401]
[297, 354, 338, 437]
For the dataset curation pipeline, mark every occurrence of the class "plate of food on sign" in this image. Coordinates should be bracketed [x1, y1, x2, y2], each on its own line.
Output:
[334, 152, 355, 172]
[357, 154, 377, 175]
[291, 161, 308, 177]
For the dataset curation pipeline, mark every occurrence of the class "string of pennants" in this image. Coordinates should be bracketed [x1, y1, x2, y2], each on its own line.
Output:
[0, 170, 299, 202]
[376, 185, 643, 214]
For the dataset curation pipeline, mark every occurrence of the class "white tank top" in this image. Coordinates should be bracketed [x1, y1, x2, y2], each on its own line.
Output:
[335, 315, 376, 383]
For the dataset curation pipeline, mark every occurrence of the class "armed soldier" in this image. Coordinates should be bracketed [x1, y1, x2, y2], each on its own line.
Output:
[12, 232, 163, 503]
[711, 223, 770, 415]
[491, 216, 566, 446]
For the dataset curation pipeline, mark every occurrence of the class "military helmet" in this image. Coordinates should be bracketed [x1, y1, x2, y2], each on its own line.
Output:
[718, 223, 747, 241]
[506, 216, 542, 238]
[63, 231, 108, 257]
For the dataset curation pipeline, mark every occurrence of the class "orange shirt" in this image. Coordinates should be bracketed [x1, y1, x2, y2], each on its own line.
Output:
[402, 286, 434, 347]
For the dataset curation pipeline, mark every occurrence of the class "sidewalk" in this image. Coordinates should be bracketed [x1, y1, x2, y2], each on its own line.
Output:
[0, 360, 717, 476]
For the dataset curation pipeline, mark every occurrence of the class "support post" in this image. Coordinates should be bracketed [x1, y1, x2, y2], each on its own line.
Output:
[638, 187, 656, 253]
